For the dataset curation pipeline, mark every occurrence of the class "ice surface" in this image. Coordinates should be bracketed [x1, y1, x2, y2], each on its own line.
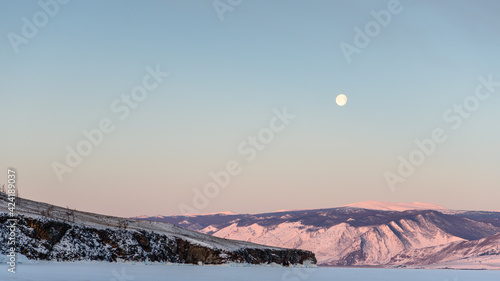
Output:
[1, 262, 499, 281]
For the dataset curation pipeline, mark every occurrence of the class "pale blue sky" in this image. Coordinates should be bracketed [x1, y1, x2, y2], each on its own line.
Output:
[1, 0, 499, 216]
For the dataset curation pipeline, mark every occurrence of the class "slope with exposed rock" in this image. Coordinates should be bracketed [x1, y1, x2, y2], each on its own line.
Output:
[0, 193, 316, 266]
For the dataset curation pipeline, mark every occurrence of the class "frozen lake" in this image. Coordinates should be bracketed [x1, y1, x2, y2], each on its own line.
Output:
[1, 263, 499, 281]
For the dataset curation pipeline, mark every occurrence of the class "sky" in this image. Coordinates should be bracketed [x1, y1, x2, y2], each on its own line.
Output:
[1, 0, 499, 217]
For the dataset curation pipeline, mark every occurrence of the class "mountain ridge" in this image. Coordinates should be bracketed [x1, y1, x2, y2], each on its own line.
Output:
[144, 201, 495, 218]
[137, 203, 500, 269]
[339, 201, 449, 211]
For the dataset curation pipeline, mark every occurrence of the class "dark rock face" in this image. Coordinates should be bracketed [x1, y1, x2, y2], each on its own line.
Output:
[0, 214, 316, 266]
[230, 248, 316, 266]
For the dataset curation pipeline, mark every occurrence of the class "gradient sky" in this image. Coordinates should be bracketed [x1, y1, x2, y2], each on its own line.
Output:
[1, 0, 499, 217]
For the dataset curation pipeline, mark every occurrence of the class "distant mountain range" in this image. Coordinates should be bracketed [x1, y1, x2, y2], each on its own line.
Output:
[339, 201, 450, 212]
[0, 193, 315, 266]
[135, 201, 500, 269]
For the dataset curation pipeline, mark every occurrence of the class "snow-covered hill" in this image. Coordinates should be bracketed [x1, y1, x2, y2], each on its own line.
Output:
[340, 201, 449, 211]
[140, 204, 500, 269]
[0, 194, 315, 266]
[389, 233, 500, 269]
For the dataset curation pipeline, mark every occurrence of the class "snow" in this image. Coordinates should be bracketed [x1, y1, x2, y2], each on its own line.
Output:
[131, 215, 149, 219]
[0, 253, 33, 264]
[266, 209, 301, 213]
[1, 262, 499, 281]
[201, 225, 219, 233]
[340, 201, 449, 211]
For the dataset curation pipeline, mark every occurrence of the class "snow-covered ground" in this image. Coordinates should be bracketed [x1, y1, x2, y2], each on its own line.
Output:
[1, 261, 499, 281]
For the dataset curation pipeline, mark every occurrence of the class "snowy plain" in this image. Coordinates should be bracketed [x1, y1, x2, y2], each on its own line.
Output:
[1, 261, 499, 281]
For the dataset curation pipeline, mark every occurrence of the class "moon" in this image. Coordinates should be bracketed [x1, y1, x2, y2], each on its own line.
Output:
[336, 94, 347, 106]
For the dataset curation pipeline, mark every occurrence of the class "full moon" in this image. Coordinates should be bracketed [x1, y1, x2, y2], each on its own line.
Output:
[336, 94, 347, 106]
